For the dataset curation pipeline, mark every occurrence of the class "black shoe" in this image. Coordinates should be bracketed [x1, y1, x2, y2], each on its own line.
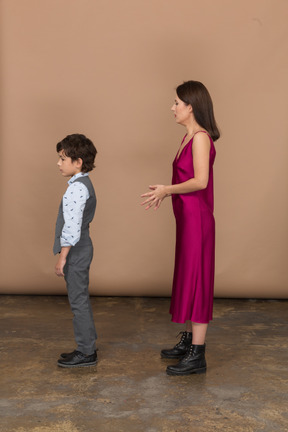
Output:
[166, 344, 206, 375]
[60, 349, 97, 359]
[161, 331, 192, 359]
[60, 349, 77, 359]
[57, 350, 98, 368]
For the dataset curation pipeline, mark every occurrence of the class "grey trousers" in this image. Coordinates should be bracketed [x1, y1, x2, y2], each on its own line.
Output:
[64, 244, 97, 354]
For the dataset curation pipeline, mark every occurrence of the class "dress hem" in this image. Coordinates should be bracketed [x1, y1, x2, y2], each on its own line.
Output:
[170, 315, 212, 325]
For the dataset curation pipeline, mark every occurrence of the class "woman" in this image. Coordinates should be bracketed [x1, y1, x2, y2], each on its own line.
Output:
[141, 80, 220, 376]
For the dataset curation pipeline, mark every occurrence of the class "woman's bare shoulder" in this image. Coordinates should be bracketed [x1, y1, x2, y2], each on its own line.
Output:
[193, 131, 211, 147]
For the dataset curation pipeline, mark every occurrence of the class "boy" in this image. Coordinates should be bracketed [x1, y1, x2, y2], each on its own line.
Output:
[53, 134, 98, 368]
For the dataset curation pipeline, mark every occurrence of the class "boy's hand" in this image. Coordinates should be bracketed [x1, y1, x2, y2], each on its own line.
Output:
[55, 246, 71, 277]
[55, 256, 66, 277]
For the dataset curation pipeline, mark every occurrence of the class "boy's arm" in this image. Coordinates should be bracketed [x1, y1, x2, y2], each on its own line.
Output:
[55, 246, 71, 277]
[61, 181, 89, 247]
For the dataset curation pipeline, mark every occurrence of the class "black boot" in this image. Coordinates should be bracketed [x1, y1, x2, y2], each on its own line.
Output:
[166, 344, 206, 375]
[161, 331, 192, 359]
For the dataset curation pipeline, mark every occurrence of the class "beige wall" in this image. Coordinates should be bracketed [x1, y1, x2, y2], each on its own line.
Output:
[0, 0, 287, 297]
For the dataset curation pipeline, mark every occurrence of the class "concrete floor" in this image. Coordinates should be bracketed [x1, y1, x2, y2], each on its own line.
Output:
[0, 296, 287, 432]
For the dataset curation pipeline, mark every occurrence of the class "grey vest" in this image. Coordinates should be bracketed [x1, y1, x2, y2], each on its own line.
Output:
[53, 176, 96, 255]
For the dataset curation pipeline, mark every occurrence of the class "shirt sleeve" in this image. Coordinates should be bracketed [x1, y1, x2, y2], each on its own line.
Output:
[60, 182, 89, 247]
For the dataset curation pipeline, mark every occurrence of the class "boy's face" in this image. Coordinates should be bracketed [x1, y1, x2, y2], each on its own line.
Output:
[57, 150, 82, 177]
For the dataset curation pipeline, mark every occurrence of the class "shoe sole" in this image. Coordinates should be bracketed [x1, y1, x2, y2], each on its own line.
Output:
[57, 360, 98, 368]
[166, 367, 206, 376]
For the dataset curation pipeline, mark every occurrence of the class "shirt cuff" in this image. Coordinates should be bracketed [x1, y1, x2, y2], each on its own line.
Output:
[60, 239, 76, 248]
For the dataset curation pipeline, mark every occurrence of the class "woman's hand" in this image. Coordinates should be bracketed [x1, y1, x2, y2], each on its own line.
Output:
[141, 185, 169, 210]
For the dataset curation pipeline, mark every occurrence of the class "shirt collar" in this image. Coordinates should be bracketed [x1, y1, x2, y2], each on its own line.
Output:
[68, 172, 89, 185]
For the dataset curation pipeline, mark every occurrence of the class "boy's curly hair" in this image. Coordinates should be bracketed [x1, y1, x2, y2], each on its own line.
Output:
[56, 134, 97, 173]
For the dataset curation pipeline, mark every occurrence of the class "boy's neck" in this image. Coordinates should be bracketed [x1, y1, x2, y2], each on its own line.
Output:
[70, 171, 84, 178]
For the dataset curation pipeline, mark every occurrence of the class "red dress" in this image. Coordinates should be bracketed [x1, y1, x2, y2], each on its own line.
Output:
[169, 131, 216, 324]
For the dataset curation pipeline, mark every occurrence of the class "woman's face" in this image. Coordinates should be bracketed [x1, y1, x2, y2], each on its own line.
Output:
[171, 95, 192, 125]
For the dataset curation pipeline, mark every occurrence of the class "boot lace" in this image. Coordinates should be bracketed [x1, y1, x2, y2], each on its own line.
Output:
[175, 331, 187, 348]
[181, 344, 194, 361]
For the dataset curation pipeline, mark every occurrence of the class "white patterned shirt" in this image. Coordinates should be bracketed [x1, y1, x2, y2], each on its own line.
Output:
[60, 172, 90, 247]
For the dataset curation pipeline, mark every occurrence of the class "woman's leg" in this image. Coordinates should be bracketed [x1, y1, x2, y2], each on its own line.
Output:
[191, 322, 208, 345]
[185, 320, 192, 333]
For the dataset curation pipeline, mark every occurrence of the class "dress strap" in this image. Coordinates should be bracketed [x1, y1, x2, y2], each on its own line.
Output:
[192, 130, 211, 139]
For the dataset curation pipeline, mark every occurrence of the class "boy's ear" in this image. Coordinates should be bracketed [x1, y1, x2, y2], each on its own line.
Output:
[76, 158, 83, 169]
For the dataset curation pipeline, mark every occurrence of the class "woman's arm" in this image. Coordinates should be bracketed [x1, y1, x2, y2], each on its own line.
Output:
[141, 133, 211, 210]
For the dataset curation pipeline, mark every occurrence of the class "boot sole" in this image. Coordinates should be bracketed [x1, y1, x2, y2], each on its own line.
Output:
[166, 367, 206, 376]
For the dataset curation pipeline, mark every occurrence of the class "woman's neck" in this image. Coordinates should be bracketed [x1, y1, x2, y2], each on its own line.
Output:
[185, 119, 203, 137]
[186, 126, 204, 138]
